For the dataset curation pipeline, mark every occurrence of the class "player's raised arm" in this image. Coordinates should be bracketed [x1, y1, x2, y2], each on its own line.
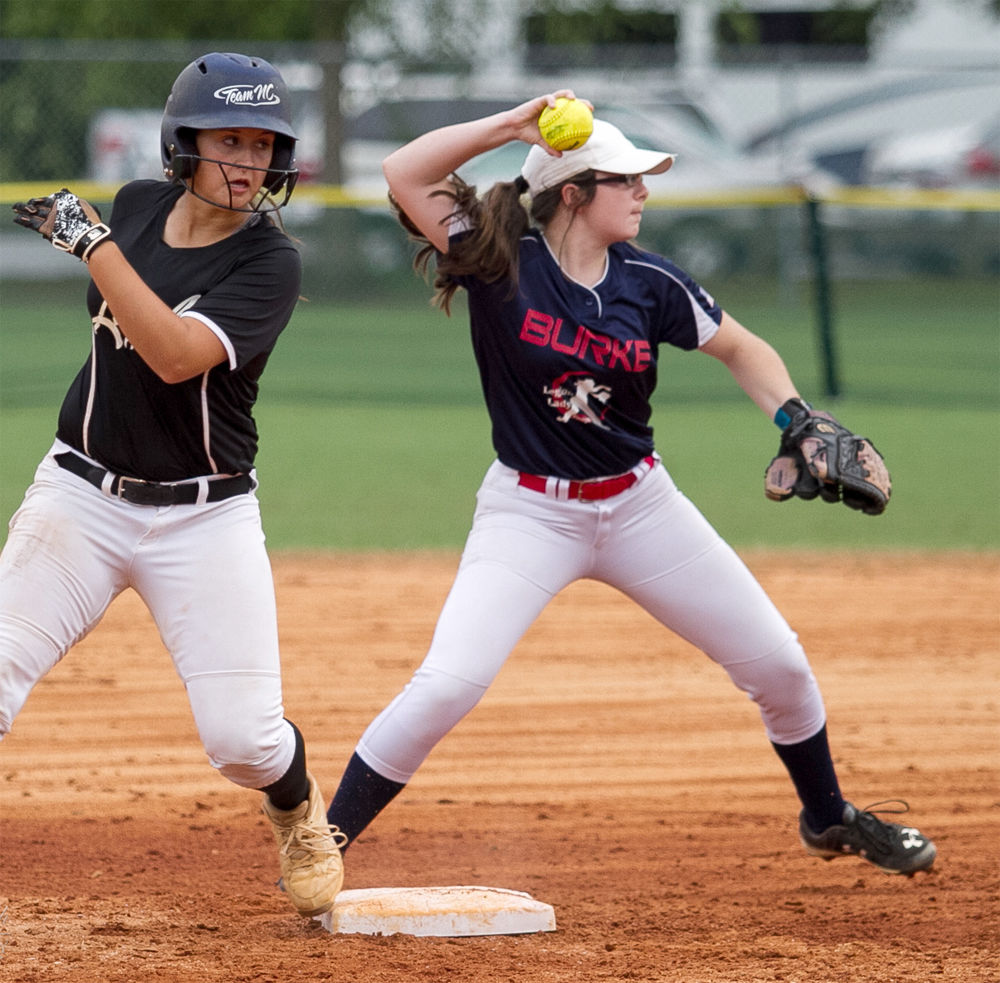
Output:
[13, 189, 225, 382]
[381, 92, 575, 253]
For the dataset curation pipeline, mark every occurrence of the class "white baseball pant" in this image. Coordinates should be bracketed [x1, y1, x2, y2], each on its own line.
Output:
[357, 457, 827, 783]
[0, 441, 295, 788]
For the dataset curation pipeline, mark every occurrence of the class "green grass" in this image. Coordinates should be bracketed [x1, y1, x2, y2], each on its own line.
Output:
[2, 276, 997, 550]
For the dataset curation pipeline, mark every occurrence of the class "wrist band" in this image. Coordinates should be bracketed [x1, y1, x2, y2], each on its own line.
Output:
[75, 223, 113, 263]
[774, 397, 811, 430]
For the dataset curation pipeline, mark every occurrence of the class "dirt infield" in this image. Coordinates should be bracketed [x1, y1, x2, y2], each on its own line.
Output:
[2, 551, 997, 983]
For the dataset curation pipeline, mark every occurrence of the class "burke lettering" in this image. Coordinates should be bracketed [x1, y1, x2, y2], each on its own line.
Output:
[520, 309, 650, 372]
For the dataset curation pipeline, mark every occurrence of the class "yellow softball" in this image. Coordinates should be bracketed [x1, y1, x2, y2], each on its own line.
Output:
[538, 97, 594, 151]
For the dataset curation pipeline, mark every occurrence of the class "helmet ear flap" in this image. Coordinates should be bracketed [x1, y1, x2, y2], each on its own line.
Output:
[264, 133, 296, 193]
[162, 127, 199, 182]
[275, 167, 298, 199]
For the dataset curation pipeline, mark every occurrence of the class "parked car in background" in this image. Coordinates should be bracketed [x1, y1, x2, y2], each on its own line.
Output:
[740, 72, 1000, 278]
[89, 109, 163, 183]
[330, 91, 833, 282]
[744, 71, 1000, 186]
[863, 112, 1000, 190]
[341, 97, 514, 194]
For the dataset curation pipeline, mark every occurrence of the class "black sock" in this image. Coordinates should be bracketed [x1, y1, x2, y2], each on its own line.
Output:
[259, 719, 310, 811]
[771, 724, 846, 833]
[326, 752, 406, 850]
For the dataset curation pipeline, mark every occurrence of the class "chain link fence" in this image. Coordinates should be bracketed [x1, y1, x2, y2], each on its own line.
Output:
[2, 39, 998, 301]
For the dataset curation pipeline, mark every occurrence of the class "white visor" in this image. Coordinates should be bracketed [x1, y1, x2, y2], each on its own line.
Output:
[521, 118, 675, 195]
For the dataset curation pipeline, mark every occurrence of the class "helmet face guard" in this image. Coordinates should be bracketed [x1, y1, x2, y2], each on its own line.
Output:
[161, 52, 299, 212]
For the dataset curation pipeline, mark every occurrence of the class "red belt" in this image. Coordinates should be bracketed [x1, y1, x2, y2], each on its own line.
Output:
[517, 455, 657, 502]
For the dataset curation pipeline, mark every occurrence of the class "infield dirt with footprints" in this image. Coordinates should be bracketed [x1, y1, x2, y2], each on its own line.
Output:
[1, 551, 997, 983]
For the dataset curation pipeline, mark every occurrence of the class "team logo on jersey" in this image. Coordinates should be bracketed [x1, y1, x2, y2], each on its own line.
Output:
[214, 83, 281, 107]
[92, 299, 129, 349]
[92, 294, 203, 350]
[544, 371, 611, 428]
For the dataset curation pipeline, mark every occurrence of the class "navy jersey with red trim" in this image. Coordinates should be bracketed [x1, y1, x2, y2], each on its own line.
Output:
[456, 229, 722, 479]
[56, 180, 301, 482]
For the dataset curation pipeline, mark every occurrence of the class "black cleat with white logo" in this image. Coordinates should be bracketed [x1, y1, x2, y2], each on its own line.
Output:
[799, 800, 936, 875]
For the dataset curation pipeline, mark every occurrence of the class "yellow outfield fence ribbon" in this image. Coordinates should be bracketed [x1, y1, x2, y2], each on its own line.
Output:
[819, 186, 1000, 213]
[0, 182, 392, 208]
[0, 181, 998, 212]
[1, 182, 122, 205]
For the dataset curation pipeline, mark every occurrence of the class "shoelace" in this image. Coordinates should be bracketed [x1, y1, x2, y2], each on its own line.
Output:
[851, 799, 912, 850]
[279, 822, 348, 861]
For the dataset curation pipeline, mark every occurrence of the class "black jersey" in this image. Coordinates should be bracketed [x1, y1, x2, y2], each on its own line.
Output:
[56, 180, 301, 482]
[455, 230, 722, 479]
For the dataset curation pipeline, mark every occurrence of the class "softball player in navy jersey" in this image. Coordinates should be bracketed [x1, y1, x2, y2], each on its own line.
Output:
[325, 92, 936, 877]
[2, 53, 343, 917]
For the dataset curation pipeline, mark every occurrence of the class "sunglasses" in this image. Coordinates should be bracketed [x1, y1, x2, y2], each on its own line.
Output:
[591, 174, 644, 188]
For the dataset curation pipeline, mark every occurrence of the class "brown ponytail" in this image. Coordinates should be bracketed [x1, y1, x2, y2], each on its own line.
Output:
[387, 173, 525, 313]
[389, 169, 597, 314]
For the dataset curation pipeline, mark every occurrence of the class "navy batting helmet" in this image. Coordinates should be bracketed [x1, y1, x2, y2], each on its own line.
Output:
[160, 52, 299, 208]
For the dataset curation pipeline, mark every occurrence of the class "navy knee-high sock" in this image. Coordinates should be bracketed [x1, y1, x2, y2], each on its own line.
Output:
[771, 724, 846, 833]
[259, 719, 310, 811]
[326, 752, 406, 850]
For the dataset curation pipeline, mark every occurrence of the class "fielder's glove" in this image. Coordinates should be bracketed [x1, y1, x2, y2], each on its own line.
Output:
[764, 397, 892, 516]
[12, 188, 112, 262]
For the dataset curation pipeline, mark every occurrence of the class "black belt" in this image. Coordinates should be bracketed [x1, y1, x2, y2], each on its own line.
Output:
[55, 452, 252, 507]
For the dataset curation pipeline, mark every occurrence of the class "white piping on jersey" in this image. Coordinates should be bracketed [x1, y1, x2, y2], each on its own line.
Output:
[199, 372, 217, 473]
[81, 329, 99, 458]
[536, 232, 609, 319]
[624, 258, 721, 347]
[180, 311, 237, 370]
[177, 311, 231, 474]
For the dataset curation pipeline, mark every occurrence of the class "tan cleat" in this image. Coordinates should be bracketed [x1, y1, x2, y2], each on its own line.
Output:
[262, 771, 346, 916]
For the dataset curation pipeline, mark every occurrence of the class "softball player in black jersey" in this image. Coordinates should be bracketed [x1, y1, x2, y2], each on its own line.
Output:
[3, 53, 343, 918]
[324, 92, 936, 879]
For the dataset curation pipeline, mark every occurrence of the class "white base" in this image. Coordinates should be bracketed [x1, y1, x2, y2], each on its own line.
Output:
[316, 885, 557, 937]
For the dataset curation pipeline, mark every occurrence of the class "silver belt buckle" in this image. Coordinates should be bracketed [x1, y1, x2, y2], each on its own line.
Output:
[116, 474, 173, 505]
[116, 475, 150, 499]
